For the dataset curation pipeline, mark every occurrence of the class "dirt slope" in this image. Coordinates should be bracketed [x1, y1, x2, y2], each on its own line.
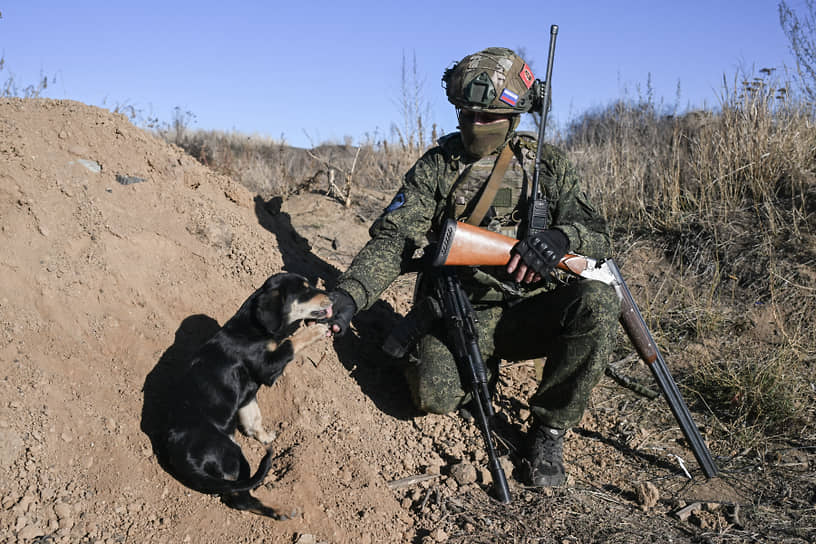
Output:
[0, 98, 812, 544]
[0, 97, 416, 543]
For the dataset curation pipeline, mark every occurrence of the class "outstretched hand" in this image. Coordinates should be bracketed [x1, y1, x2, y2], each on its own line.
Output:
[326, 290, 356, 336]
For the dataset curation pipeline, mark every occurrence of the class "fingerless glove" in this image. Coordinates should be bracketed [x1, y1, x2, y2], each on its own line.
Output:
[513, 229, 569, 276]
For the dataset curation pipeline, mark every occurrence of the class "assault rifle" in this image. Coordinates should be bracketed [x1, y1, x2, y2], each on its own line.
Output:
[384, 265, 512, 503]
[432, 268, 513, 503]
[432, 219, 719, 479]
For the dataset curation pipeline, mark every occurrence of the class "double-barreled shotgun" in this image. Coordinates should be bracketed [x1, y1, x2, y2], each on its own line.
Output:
[433, 219, 719, 479]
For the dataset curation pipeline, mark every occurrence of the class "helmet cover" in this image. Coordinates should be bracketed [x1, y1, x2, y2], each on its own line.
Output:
[442, 47, 537, 113]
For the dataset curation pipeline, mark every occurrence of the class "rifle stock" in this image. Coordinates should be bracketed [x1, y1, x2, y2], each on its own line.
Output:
[433, 219, 516, 266]
[432, 219, 719, 478]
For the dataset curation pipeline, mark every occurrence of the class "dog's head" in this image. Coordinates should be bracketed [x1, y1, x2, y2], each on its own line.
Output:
[253, 273, 333, 334]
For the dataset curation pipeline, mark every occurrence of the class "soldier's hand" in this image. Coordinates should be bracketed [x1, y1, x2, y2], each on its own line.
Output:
[327, 290, 356, 336]
[509, 229, 569, 283]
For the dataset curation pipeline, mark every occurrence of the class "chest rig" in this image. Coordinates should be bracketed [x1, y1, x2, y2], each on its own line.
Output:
[443, 133, 540, 240]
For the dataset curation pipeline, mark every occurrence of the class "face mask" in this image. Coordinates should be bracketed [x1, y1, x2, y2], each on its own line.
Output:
[459, 118, 510, 158]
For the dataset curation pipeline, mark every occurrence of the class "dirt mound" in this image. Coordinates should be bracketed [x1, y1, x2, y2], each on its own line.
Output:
[0, 98, 418, 543]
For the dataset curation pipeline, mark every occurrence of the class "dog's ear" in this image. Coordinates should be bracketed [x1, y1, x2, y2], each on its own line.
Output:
[254, 284, 283, 334]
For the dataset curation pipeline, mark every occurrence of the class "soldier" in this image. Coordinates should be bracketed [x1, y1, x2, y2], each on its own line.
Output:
[328, 47, 619, 487]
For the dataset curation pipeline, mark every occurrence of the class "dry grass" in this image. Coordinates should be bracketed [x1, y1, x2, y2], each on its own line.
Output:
[563, 71, 816, 451]
[165, 127, 419, 202]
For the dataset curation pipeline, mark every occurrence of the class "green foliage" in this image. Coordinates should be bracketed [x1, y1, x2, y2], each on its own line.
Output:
[688, 341, 812, 448]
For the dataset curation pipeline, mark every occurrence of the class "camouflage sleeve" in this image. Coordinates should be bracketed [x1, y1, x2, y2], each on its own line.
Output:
[542, 145, 611, 259]
[335, 148, 444, 311]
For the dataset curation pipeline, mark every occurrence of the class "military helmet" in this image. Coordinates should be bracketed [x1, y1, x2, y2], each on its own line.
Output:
[442, 47, 538, 114]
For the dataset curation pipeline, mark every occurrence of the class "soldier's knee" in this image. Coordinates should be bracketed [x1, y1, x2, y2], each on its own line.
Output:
[416, 393, 460, 415]
[565, 281, 619, 331]
[405, 364, 463, 415]
[583, 281, 619, 316]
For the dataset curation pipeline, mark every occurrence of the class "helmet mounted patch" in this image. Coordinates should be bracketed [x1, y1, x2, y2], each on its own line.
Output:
[519, 63, 535, 89]
[499, 88, 519, 107]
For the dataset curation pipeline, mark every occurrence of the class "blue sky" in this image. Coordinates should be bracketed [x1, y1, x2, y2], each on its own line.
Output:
[1, 1, 799, 148]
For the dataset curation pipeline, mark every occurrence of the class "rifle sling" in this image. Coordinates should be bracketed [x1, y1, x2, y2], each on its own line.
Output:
[466, 143, 514, 227]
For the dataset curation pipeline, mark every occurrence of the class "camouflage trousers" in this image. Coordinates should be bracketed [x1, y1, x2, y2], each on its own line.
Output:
[404, 279, 619, 429]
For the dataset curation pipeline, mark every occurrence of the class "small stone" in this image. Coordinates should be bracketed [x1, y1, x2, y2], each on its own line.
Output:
[636, 481, 660, 510]
[431, 528, 448, 542]
[14, 494, 36, 514]
[76, 159, 101, 173]
[18, 525, 45, 540]
[53, 502, 72, 518]
[0, 429, 24, 469]
[674, 502, 703, 522]
[449, 462, 477, 485]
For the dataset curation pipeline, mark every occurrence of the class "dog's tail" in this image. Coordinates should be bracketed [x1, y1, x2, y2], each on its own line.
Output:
[216, 448, 296, 520]
[220, 489, 296, 520]
[192, 448, 274, 495]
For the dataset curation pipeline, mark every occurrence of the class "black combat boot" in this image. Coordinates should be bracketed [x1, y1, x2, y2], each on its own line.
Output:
[525, 423, 566, 487]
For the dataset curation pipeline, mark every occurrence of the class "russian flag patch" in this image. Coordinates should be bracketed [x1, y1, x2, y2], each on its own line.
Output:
[499, 88, 519, 106]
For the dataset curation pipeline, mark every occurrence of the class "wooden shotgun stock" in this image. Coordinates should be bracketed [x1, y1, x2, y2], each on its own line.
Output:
[432, 219, 719, 478]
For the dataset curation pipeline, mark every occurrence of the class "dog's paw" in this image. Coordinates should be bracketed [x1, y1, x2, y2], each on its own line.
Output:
[290, 322, 330, 352]
[247, 428, 276, 445]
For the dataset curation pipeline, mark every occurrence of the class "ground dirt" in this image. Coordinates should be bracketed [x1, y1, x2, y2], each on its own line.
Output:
[0, 98, 813, 544]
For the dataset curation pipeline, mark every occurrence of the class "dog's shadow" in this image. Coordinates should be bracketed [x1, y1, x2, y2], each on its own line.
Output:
[140, 314, 221, 467]
[254, 195, 418, 421]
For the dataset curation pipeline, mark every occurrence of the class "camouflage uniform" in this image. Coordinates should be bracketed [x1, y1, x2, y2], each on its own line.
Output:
[336, 131, 619, 430]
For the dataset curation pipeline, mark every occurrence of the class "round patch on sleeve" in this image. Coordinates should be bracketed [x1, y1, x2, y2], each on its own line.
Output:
[385, 192, 406, 213]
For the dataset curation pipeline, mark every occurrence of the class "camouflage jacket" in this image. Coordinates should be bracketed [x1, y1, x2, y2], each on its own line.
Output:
[336, 131, 610, 310]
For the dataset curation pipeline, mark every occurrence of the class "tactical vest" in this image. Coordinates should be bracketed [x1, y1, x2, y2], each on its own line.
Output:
[435, 132, 539, 240]
[430, 132, 552, 301]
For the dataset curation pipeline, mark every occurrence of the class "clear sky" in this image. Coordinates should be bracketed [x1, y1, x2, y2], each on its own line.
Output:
[0, 1, 799, 148]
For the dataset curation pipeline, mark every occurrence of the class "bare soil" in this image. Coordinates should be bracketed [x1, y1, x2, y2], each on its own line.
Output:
[0, 98, 813, 544]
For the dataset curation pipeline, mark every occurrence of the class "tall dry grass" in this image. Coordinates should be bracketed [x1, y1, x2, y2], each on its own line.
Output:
[165, 127, 421, 203]
[563, 71, 816, 448]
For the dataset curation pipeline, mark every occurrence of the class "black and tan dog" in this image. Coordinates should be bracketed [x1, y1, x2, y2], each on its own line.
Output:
[163, 273, 332, 518]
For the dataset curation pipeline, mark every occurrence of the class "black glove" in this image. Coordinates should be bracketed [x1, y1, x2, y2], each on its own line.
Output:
[327, 289, 357, 336]
[513, 229, 569, 276]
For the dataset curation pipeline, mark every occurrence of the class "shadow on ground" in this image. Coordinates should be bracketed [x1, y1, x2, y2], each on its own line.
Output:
[254, 195, 418, 421]
[140, 314, 222, 467]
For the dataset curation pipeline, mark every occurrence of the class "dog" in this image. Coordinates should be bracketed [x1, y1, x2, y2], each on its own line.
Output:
[163, 273, 332, 518]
